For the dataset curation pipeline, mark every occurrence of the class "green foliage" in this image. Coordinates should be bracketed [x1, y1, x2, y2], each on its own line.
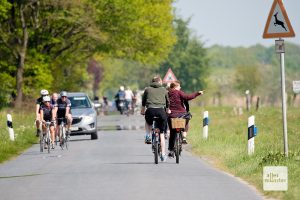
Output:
[98, 58, 157, 98]
[95, 0, 176, 64]
[0, 72, 15, 107]
[23, 50, 53, 97]
[259, 151, 299, 166]
[234, 65, 262, 95]
[159, 17, 209, 92]
[0, 0, 177, 105]
[0, 0, 11, 19]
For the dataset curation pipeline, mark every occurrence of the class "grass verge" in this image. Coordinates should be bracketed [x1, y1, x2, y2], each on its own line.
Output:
[188, 106, 300, 200]
[0, 109, 36, 163]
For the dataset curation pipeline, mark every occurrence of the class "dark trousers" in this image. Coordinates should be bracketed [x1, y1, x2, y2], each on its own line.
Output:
[145, 108, 167, 133]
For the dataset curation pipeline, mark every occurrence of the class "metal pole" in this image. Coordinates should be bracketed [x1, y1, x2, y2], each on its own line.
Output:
[279, 40, 288, 157]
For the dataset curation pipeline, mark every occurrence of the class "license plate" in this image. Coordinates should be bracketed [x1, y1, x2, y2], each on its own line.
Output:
[70, 126, 79, 131]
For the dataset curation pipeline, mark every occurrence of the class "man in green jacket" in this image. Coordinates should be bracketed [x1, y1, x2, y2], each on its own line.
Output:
[141, 75, 170, 162]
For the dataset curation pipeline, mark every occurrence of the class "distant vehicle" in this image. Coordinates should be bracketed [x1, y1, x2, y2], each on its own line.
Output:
[67, 92, 99, 140]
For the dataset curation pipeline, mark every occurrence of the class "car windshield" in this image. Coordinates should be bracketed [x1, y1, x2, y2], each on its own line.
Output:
[69, 96, 91, 108]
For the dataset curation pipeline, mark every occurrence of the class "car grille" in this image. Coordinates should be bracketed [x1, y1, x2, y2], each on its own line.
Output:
[72, 117, 82, 125]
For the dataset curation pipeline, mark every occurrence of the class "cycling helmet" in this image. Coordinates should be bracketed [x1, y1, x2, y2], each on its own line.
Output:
[120, 86, 124, 91]
[43, 95, 51, 102]
[60, 91, 67, 97]
[40, 89, 49, 96]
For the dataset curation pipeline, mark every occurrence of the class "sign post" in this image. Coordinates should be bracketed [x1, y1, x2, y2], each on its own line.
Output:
[263, 0, 295, 157]
[278, 40, 288, 157]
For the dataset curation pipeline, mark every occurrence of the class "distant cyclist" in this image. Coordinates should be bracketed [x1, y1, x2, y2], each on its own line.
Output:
[51, 92, 58, 105]
[35, 89, 49, 137]
[115, 86, 126, 114]
[40, 95, 56, 149]
[54, 91, 73, 143]
[141, 75, 170, 162]
[124, 86, 134, 111]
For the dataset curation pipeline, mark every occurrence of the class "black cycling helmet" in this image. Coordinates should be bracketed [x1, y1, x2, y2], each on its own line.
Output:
[60, 91, 67, 97]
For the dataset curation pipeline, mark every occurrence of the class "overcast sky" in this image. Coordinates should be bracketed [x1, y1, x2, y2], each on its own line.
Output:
[174, 0, 299, 47]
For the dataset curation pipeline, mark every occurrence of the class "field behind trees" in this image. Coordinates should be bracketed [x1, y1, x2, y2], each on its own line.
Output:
[204, 43, 300, 107]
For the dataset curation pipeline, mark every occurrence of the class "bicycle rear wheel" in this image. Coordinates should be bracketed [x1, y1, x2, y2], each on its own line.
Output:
[175, 132, 180, 164]
[154, 140, 159, 164]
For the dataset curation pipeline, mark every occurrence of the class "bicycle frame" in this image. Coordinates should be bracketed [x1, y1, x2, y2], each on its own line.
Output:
[44, 121, 52, 153]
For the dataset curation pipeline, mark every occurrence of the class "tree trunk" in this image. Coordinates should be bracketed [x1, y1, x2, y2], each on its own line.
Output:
[14, 5, 28, 108]
[256, 96, 260, 111]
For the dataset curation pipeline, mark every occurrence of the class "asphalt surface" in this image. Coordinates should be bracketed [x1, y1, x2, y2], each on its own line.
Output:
[0, 114, 263, 200]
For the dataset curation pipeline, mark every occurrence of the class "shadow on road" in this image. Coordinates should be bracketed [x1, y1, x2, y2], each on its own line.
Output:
[106, 161, 177, 165]
[69, 138, 91, 142]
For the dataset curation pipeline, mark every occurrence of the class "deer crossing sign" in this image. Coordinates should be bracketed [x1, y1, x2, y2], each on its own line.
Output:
[263, 0, 295, 39]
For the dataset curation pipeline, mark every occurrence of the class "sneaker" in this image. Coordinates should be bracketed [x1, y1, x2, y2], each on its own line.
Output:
[168, 151, 174, 158]
[161, 154, 167, 162]
[145, 135, 151, 144]
[182, 138, 188, 144]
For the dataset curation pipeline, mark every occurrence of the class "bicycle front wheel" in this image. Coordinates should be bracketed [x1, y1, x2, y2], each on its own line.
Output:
[65, 133, 68, 150]
[39, 132, 44, 152]
[60, 125, 66, 150]
[47, 130, 51, 153]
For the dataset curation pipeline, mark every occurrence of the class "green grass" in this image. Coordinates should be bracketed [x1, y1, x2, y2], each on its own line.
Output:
[188, 106, 300, 200]
[0, 109, 36, 163]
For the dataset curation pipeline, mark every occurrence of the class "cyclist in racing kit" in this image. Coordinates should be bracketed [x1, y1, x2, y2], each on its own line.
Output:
[35, 89, 49, 137]
[40, 95, 56, 149]
[54, 91, 73, 144]
[141, 75, 170, 162]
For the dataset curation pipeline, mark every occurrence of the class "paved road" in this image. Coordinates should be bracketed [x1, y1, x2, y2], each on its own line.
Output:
[0, 115, 263, 200]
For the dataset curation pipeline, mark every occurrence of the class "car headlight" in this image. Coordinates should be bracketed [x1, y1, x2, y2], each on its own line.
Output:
[83, 115, 94, 122]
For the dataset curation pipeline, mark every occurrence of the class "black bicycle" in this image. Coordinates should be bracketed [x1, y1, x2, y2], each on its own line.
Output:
[151, 117, 161, 164]
[171, 118, 186, 164]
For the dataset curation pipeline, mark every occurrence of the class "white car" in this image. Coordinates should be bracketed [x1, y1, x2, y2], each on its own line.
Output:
[68, 92, 98, 140]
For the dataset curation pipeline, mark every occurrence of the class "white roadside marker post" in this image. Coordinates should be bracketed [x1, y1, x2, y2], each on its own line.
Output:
[7, 114, 15, 141]
[248, 115, 257, 155]
[203, 111, 209, 139]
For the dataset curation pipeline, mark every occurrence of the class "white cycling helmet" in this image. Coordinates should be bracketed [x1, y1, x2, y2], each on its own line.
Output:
[40, 89, 49, 96]
[42, 95, 51, 102]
